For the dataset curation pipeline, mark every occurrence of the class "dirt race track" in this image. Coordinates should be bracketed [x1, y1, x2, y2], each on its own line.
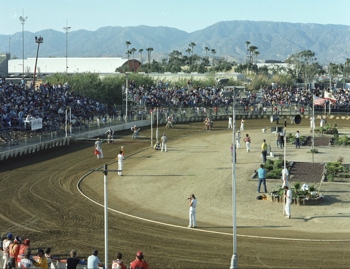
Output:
[1, 117, 350, 269]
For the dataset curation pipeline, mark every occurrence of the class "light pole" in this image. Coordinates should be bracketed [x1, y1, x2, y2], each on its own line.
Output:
[103, 164, 109, 269]
[63, 22, 71, 74]
[19, 12, 28, 80]
[125, 73, 129, 122]
[230, 95, 238, 269]
[230, 88, 238, 269]
[8, 37, 11, 56]
[33, 36, 43, 88]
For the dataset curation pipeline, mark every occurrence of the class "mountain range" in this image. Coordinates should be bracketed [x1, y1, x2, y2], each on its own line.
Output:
[1, 20, 350, 65]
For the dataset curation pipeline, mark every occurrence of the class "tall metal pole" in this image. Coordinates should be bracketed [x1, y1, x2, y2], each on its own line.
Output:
[103, 164, 108, 269]
[8, 37, 11, 55]
[65, 109, 68, 137]
[283, 119, 287, 215]
[125, 73, 129, 123]
[312, 86, 315, 162]
[230, 91, 237, 269]
[33, 36, 43, 89]
[150, 111, 153, 147]
[19, 11, 28, 81]
[156, 108, 159, 144]
[63, 22, 71, 74]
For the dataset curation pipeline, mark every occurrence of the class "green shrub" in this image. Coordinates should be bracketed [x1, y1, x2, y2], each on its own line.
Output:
[267, 170, 283, 179]
[273, 159, 284, 170]
[265, 159, 274, 165]
[338, 173, 350, 178]
[327, 174, 334, 182]
[264, 164, 274, 171]
[294, 182, 300, 190]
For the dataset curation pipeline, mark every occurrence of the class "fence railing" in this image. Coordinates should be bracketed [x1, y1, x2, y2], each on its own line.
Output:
[1, 104, 348, 153]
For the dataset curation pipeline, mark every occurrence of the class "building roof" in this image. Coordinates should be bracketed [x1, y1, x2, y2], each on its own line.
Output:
[8, 57, 129, 75]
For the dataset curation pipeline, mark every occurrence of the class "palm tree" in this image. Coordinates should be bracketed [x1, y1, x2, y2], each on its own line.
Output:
[245, 41, 251, 64]
[138, 48, 143, 64]
[126, 50, 132, 66]
[126, 41, 131, 61]
[130, 48, 137, 71]
[146, 47, 154, 72]
[211, 49, 216, 66]
[189, 42, 196, 65]
[204, 46, 210, 58]
[186, 48, 192, 65]
[189, 42, 196, 56]
[254, 51, 260, 64]
[249, 45, 258, 64]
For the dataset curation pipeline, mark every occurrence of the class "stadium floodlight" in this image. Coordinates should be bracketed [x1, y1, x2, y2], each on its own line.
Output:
[19, 12, 28, 81]
[63, 22, 71, 73]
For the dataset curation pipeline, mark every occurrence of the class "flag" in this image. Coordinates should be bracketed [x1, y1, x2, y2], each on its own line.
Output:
[324, 91, 336, 103]
[313, 95, 326, 106]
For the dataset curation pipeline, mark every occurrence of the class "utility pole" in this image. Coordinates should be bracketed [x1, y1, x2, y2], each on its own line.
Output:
[19, 11, 28, 81]
[63, 21, 71, 74]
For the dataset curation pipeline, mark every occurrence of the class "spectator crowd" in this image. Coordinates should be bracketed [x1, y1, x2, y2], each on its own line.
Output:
[2, 78, 350, 135]
[1, 232, 148, 269]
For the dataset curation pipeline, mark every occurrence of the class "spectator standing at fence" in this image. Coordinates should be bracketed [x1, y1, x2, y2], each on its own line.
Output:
[3, 233, 13, 269]
[8, 236, 21, 269]
[87, 250, 104, 269]
[94, 138, 103, 159]
[19, 249, 33, 269]
[112, 253, 127, 269]
[130, 251, 148, 269]
[30, 248, 48, 269]
[17, 239, 30, 266]
[66, 250, 86, 269]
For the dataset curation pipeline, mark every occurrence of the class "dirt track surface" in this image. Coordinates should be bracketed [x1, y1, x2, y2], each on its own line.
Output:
[1, 118, 350, 268]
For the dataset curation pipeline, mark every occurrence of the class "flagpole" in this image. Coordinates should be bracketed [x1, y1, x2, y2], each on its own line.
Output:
[312, 86, 315, 163]
[323, 89, 326, 115]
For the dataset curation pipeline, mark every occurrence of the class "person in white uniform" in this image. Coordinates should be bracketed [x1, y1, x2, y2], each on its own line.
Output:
[282, 167, 289, 187]
[243, 133, 251, 152]
[310, 116, 315, 129]
[161, 132, 168, 152]
[188, 194, 197, 228]
[228, 116, 233, 129]
[284, 186, 292, 219]
[240, 119, 244, 131]
[94, 138, 103, 159]
[117, 151, 124, 176]
[236, 131, 241, 148]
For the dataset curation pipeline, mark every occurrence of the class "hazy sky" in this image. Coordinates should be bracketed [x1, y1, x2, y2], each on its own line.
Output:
[1, 0, 350, 35]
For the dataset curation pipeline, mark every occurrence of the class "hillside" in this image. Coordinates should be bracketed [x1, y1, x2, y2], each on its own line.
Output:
[1, 20, 350, 64]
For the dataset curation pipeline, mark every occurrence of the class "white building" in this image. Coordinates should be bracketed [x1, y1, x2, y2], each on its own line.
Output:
[8, 57, 128, 75]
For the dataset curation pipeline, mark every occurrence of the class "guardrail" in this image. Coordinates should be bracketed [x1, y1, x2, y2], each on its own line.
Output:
[0, 103, 342, 159]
